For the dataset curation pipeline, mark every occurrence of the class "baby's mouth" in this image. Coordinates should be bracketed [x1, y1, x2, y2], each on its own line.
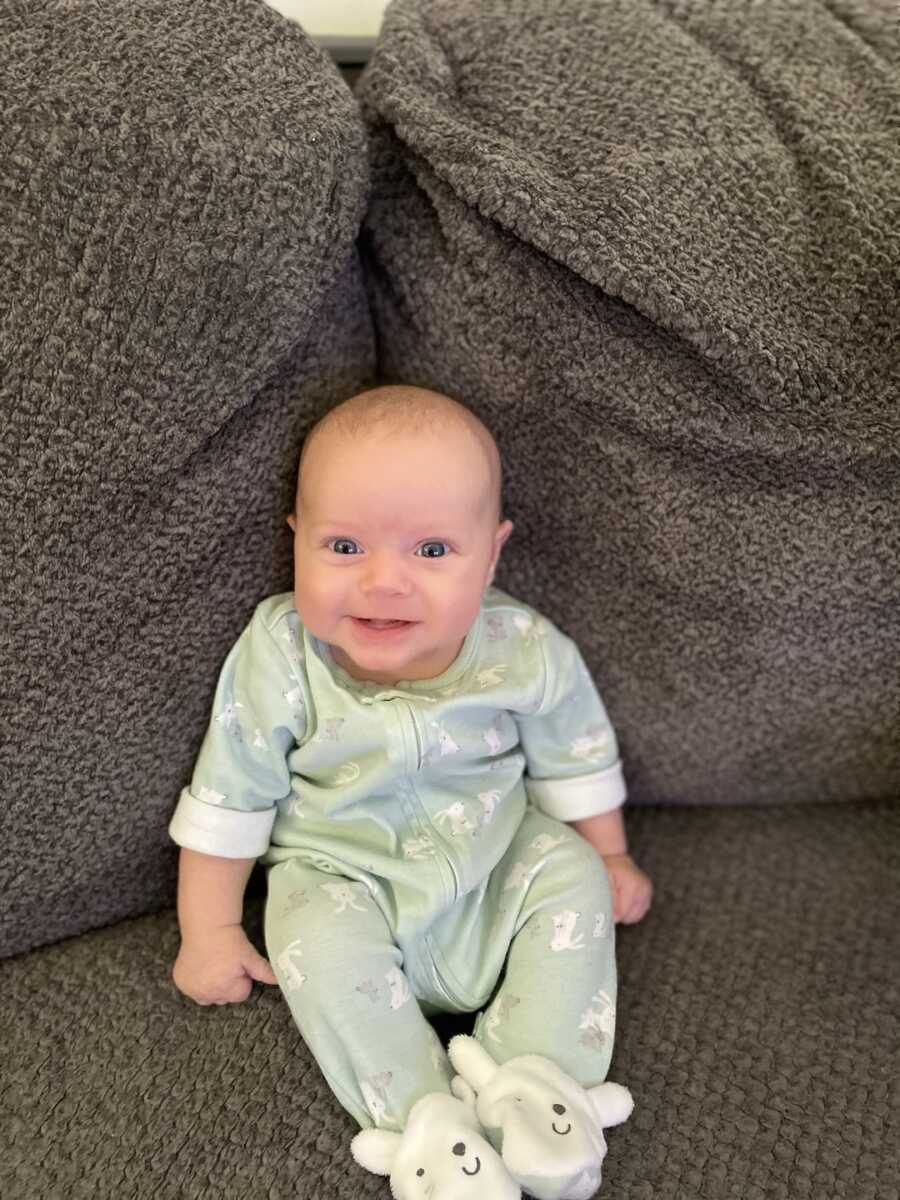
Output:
[352, 617, 415, 629]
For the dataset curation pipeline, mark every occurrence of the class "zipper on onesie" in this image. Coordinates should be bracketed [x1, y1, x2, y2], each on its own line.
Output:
[399, 699, 460, 907]
[405, 699, 423, 772]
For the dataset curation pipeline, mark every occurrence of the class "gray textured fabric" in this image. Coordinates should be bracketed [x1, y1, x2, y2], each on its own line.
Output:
[356, 0, 900, 810]
[2, 801, 898, 1199]
[0, 0, 375, 957]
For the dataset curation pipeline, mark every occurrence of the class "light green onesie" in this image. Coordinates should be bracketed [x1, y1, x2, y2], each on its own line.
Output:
[169, 586, 626, 1131]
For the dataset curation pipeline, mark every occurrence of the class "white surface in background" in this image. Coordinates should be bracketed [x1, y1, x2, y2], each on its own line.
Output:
[263, 0, 390, 57]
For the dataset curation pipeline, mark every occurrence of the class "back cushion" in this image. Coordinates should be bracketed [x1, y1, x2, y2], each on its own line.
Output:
[357, 0, 900, 808]
[0, 0, 374, 956]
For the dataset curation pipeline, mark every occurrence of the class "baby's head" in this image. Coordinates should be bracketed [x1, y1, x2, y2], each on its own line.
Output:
[288, 385, 514, 685]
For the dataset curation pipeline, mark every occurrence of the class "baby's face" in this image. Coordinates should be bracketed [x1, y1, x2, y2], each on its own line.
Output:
[290, 429, 513, 685]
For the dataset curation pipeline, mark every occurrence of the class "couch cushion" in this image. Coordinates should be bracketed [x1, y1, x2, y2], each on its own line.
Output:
[0, 0, 374, 956]
[356, 0, 900, 808]
[3, 802, 897, 1198]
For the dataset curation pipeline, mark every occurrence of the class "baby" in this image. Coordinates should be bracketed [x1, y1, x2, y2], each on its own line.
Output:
[170, 385, 652, 1199]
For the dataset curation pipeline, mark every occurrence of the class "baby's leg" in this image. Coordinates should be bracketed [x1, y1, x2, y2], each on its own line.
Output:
[265, 858, 454, 1131]
[473, 807, 618, 1086]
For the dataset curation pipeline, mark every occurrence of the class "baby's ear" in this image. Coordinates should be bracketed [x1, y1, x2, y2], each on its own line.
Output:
[350, 1128, 401, 1175]
[286, 513, 297, 532]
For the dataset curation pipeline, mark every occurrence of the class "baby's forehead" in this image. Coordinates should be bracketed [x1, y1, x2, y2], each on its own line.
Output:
[305, 489, 487, 530]
[298, 423, 499, 521]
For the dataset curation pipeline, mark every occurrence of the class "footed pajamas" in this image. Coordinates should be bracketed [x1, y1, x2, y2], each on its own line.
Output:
[169, 586, 626, 1132]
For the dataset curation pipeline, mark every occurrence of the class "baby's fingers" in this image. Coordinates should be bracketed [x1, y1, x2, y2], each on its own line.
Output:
[214, 975, 254, 1005]
[620, 882, 653, 925]
[244, 948, 278, 986]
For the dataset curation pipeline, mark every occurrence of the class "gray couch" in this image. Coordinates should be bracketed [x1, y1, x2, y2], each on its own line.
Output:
[2, 1, 898, 1197]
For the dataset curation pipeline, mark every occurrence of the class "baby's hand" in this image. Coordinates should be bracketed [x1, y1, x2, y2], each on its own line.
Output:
[602, 853, 653, 925]
[172, 924, 278, 1005]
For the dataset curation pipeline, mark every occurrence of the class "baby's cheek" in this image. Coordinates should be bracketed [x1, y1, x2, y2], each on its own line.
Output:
[294, 563, 336, 610]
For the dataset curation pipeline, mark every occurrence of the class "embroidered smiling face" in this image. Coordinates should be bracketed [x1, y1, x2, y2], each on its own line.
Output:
[497, 1089, 606, 1162]
[447, 1036, 633, 1200]
[550, 1101, 572, 1135]
[352, 1092, 520, 1200]
[402, 1134, 491, 1199]
[476, 1057, 612, 1182]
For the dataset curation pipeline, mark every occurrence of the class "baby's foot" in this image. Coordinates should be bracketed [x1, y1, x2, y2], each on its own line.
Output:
[351, 1090, 521, 1199]
[448, 1036, 634, 1200]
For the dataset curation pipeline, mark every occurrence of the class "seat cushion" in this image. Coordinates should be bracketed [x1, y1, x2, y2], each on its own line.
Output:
[2, 801, 897, 1198]
[0, 0, 374, 957]
[356, 0, 900, 809]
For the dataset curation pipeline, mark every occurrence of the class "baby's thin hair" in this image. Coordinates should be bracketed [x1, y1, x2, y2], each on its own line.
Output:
[296, 385, 503, 522]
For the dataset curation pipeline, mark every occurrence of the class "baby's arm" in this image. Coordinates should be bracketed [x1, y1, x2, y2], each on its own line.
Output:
[570, 807, 653, 926]
[512, 614, 652, 924]
[171, 847, 277, 1004]
[169, 603, 304, 1003]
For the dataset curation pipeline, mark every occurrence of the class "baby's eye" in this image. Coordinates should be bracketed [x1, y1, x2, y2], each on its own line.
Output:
[417, 541, 450, 558]
[328, 538, 360, 555]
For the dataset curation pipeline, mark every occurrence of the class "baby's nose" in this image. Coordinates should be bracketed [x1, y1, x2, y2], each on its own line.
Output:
[361, 551, 411, 594]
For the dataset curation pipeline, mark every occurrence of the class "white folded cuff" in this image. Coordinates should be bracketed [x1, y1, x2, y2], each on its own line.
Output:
[525, 760, 626, 822]
[168, 788, 277, 858]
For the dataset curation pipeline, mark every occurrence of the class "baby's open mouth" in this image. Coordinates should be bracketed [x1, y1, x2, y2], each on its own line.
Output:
[353, 617, 414, 629]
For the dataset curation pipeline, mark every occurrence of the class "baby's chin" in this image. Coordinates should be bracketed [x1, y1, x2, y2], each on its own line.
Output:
[330, 623, 419, 666]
